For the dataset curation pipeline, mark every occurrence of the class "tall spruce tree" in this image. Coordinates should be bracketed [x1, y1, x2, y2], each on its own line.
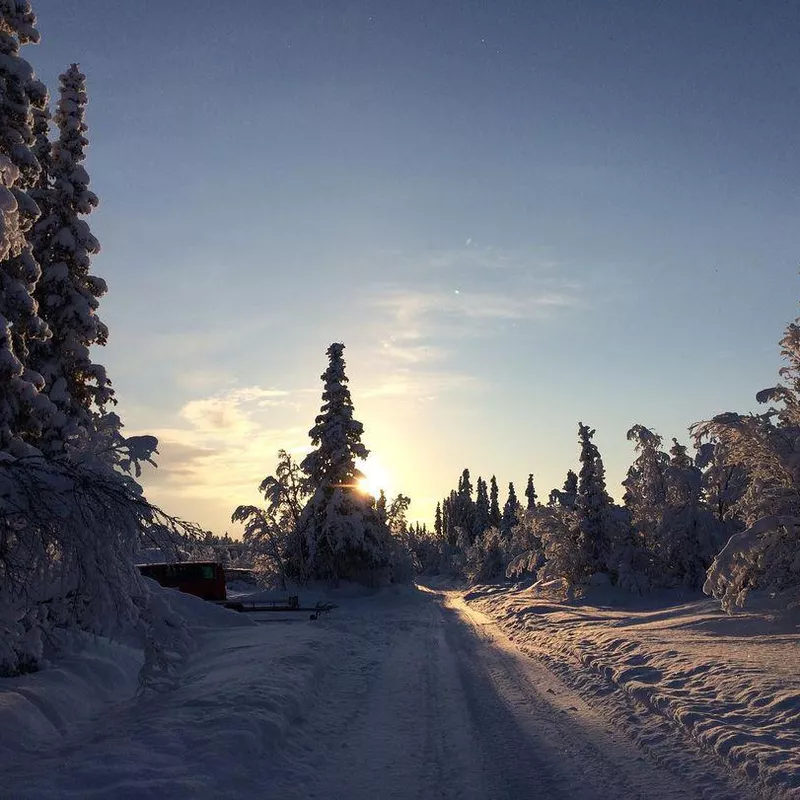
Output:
[297, 343, 391, 582]
[473, 476, 490, 539]
[0, 1, 54, 455]
[501, 481, 519, 539]
[455, 468, 475, 539]
[444, 490, 458, 545]
[301, 342, 368, 489]
[29, 64, 110, 453]
[434, 501, 443, 539]
[623, 424, 669, 541]
[489, 474, 501, 528]
[653, 438, 721, 588]
[525, 473, 537, 510]
[576, 422, 614, 575]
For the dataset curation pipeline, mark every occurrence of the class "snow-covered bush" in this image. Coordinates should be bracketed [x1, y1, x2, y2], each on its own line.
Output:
[703, 516, 800, 612]
[694, 311, 800, 609]
[526, 504, 584, 583]
[465, 527, 506, 584]
[0, 452, 195, 676]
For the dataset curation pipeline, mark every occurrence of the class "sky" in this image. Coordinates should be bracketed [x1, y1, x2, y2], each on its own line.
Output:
[26, 0, 800, 533]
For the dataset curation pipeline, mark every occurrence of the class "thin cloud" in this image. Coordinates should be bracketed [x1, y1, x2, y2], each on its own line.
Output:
[361, 369, 477, 400]
[135, 385, 310, 527]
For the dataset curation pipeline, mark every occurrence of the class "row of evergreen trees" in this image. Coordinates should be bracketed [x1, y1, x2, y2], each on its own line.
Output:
[426, 421, 734, 590]
[414, 302, 800, 609]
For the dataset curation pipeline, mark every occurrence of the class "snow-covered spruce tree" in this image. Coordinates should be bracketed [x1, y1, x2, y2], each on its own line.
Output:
[0, 1, 55, 456]
[623, 424, 669, 539]
[651, 439, 723, 589]
[694, 311, 800, 609]
[525, 473, 537, 510]
[500, 481, 519, 540]
[443, 490, 457, 545]
[489, 474, 501, 528]
[695, 440, 748, 527]
[297, 343, 395, 584]
[548, 469, 578, 508]
[28, 64, 110, 455]
[434, 501, 443, 539]
[575, 422, 615, 576]
[455, 467, 475, 542]
[473, 476, 489, 540]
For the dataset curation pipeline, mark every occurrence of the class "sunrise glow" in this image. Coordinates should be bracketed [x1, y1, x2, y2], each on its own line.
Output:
[356, 456, 393, 499]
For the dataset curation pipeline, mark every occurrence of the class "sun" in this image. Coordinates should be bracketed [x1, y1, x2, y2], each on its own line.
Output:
[355, 456, 392, 499]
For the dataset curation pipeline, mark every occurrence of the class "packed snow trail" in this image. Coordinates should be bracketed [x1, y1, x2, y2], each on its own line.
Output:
[267, 587, 749, 800]
[4, 585, 764, 798]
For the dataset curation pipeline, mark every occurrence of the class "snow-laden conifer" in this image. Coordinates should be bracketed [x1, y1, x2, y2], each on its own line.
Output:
[525, 473, 537, 510]
[443, 490, 457, 545]
[548, 469, 578, 508]
[301, 343, 367, 489]
[473, 476, 489, 539]
[501, 481, 519, 540]
[29, 64, 110, 453]
[0, 1, 53, 456]
[452, 468, 475, 541]
[576, 422, 615, 575]
[623, 424, 669, 542]
[489, 474, 501, 528]
[653, 438, 722, 588]
[297, 343, 393, 583]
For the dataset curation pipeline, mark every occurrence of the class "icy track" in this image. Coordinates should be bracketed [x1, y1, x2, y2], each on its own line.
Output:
[3, 585, 767, 799]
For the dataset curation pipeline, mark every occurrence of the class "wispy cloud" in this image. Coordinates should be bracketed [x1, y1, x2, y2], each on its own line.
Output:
[374, 285, 577, 325]
[360, 369, 477, 401]
[135, 385, 310, 530]
[362, 244, 582, 370]
[179, 387, 291, 437]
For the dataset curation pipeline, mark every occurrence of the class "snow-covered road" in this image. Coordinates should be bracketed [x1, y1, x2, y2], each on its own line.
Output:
[5, 585, 763, 799]
[268, 588, 748, 800]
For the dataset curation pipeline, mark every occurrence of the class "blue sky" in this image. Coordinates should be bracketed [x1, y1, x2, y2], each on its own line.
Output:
[29, 1, 800, 531]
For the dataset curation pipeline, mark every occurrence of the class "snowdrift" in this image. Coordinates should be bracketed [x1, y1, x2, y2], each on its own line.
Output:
[467, 584, 800, 795]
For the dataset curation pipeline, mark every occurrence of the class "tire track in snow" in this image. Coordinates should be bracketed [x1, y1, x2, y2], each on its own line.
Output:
[449, 593, 753, 800]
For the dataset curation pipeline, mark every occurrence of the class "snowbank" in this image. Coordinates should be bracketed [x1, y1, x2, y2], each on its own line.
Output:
[0, 634, 143, 758]
[467, 584, 800, 796]
[0, 584, 252, 764]
[0, 581, 366, 797]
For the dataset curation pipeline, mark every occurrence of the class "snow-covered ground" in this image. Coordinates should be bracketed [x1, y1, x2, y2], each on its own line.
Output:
[466, 582, 800, 798]
[1, 581, 790, 799]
